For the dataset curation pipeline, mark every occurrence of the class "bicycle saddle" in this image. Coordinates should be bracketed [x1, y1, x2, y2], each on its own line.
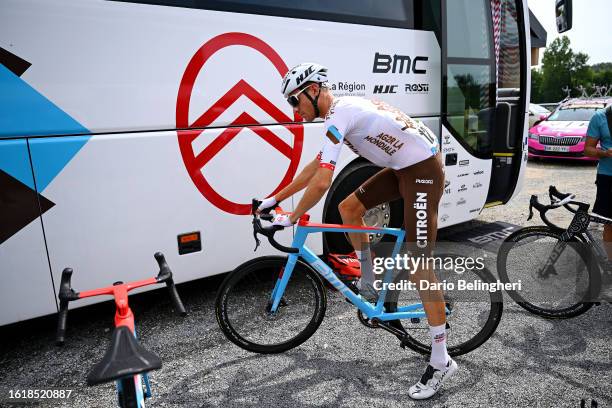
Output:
[87, 326, 161, 385]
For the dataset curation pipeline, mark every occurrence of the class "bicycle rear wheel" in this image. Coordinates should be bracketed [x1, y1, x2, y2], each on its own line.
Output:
[497, 226, 600, 319]
[215, 256, 327, 354]
[385, 254, 503, 357]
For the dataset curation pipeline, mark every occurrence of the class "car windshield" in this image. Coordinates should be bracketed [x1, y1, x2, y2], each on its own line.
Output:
[547, 107, 603, 121]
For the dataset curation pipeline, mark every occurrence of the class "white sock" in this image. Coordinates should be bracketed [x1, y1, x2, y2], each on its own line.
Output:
[429, 323, 450, 370]
[356, 247, 375, 286]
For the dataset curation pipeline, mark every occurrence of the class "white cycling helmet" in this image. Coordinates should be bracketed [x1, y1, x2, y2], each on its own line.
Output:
[281, 62, 328, 98]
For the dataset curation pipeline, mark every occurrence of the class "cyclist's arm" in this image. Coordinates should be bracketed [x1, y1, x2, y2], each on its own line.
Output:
[274, 123, 344, 204]
[289, 167, 334, 223]
[584, 115, 611, 158]
[273, 158, 320, 202]
[584, 137, 609, 158]
[288, 131, 342, 222]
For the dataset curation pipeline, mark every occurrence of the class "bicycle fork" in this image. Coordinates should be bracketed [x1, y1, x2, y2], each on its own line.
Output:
[538, 240, 568, 278]
[268, 255, 299, 313]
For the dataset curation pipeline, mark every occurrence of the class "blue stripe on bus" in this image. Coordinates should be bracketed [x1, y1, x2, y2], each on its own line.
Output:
[0, 139, 35, 190]
[0, 64, 91, 192]
[29, 136, 91, 192]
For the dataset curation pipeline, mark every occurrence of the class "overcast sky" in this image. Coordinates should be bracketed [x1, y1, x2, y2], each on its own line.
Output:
[529, 0, 611, 66]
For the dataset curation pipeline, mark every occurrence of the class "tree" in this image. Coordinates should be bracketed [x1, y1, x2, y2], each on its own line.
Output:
[591, 62, 612, 73]
[530, 68, 543, 102]
[533, 37, 612, 101]
[539, 36, 589, 102]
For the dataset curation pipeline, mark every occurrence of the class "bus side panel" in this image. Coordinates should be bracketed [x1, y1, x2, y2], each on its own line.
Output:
[1, 0, 443, 319]
[30, 129, 301, 307]
[438, 125, 493, 226]
[0, 139, 57, 325]
[0, 1, 441, 135]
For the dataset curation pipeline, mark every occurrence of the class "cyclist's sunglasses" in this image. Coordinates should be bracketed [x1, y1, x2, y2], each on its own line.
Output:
[287, 84, 313, 108]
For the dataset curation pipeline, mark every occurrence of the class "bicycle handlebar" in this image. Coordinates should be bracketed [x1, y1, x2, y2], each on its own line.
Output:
[55, 252, 186, 346]
[528, 185, 591, 229]
[56, 268, 78, 345]
[154, 252, 187, 317]
[548, 185, 581, 213]
[252, 199, 299, 254]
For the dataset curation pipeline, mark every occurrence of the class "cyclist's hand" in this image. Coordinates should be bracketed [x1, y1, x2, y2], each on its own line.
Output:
[272, 214, 294, 228]
[257, 196, 277, 213]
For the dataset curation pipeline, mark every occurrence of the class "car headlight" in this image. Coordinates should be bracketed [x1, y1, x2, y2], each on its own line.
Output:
[528, 132, 539, 140]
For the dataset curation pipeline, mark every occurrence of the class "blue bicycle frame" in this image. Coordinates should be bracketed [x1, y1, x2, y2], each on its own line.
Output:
[268, 222, 433, 322]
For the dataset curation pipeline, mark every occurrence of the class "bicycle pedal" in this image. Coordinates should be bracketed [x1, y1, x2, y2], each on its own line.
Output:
[410, 318, 420, 324]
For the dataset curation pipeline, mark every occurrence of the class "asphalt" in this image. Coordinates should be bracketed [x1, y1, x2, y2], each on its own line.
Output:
[1, 160, 610, 408]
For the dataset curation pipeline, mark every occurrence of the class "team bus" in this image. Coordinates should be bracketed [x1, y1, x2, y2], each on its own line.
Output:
[0, 0, 554, 325]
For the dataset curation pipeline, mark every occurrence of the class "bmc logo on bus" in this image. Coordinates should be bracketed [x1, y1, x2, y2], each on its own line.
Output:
[372, 52, 428, 74]
[176, 33, 304, 215]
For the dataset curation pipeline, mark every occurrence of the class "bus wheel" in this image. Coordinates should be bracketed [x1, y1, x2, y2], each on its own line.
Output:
[323, 161, 404, 254]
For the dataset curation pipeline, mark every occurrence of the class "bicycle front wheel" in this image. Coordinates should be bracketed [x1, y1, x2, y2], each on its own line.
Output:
[497, 226, 600, 319]
[215, 256, 327, 354]
[385, 254, 503, 357]
[117, 377, 140, 408]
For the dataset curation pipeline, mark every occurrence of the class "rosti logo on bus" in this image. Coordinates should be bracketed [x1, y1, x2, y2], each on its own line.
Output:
[176, 33, 304, 215]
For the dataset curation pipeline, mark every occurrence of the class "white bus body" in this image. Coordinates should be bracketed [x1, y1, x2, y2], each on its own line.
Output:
[0, 0, 530, 325]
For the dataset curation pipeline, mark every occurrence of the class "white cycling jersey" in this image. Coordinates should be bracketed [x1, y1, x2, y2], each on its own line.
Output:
[318, 97, 439, 171]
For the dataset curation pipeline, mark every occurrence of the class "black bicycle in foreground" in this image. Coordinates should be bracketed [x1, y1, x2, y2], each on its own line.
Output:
[497, 185, 612, 319]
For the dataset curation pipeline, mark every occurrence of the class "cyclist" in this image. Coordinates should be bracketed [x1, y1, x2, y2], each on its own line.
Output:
[257, 63, 456, 399]
[585, 104, 612, 300]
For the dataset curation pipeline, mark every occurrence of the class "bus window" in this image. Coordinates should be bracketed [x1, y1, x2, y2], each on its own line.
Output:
[446, 0, 491, 59]
[116, 0, 441, 31]
[446, 64, 494, 153]
[444, 0, 495, 156]
[498, 0, 521, 89]
[225, 0, 410, 22]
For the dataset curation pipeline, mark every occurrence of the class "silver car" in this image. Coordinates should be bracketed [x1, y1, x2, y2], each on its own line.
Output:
[528, 103, 551, 128]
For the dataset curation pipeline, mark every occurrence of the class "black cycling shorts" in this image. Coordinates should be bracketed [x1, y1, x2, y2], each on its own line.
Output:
[593, 173, 612, 219]
[355, 153, 444, 255]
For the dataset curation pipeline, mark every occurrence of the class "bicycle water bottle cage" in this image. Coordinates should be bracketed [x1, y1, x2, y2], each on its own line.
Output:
[87, 326, 161, 385]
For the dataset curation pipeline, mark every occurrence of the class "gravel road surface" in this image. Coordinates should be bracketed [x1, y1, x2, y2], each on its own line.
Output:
[1, 160, 610, 408]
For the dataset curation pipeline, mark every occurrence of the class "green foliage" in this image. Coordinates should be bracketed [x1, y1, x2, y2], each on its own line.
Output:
[531, 36, 611, 103]
[531, 68, 543, 102]
[591, 62, 612, 73]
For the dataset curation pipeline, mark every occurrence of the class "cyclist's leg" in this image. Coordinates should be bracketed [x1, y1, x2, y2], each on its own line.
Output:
[396, 154, 445, 325]
[339, 167, 400, 251]
[593, 174, 612, 301]
[593, 174, 612, 261]
[339, 168, 401, 293]
[396, 154, 455, 399]
[605, 224, 612, 262]
[395, 153, 457, 399]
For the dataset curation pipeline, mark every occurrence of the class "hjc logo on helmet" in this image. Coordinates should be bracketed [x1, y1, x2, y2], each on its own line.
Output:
[296, 66, 315, 86]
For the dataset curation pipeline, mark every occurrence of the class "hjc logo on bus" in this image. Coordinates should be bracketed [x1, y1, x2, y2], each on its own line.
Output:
[176, 32, 304, 215]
